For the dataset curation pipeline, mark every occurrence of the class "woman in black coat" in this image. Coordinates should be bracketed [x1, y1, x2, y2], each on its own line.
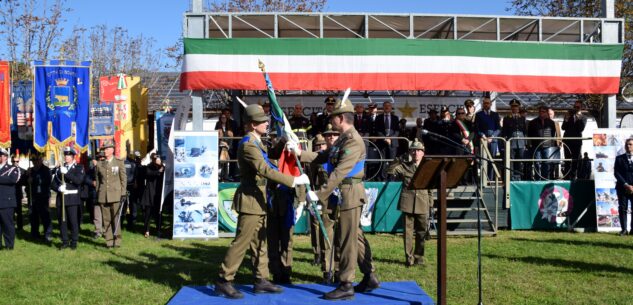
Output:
[140, 153, 164, 238]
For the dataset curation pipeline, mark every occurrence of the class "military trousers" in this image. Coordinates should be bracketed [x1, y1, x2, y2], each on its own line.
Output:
[219, 213, 269, 281]
[309, 211, 321, 261]
[0, 208, 15, 249]
[337, 207, 375, 283]
[30, 201, 52, 239]
[267, 212, 294, 279]
[93, 201, 103, 236]
[57, 204, 79, 246]
[320, 209, 338, 275]
[101, 201, 123, 247]
[403, 212, 429, 265]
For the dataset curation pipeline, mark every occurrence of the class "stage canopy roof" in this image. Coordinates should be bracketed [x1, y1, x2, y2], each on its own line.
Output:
[180, 12, 625, 94]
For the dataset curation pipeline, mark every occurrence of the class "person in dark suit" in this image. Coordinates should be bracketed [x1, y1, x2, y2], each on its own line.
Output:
[353, 103, 366, 134]
[51, 147, 85, 250]
[364, 102, 381, 180]
[423, 109, 439, 154]
[614, 138, 633, 236]
[376, 101, 400, 179]
[562, 100, 587, 180]
[502, 99, 528, 180]
[27, 153, 52, 242]
[140, 153, 164, 238]
[475, 97, 501, 157]
[11, 154, 26, 232]
[0, 148, 20, 250]
[528, 106, 557, 180]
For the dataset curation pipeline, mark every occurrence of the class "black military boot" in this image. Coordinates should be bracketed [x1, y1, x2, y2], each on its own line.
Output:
[214, 278, 244, 299]
[354, 273, 380, 293]
[254, 278, 283, 293]
[323, 282, 354, 300]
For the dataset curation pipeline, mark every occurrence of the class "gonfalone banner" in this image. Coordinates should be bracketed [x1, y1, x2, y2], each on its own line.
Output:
[0, 61, 10, 148]
[33, 60, 91, 151]
[11, 80, 34, 140]
[89, 102, 115, 138]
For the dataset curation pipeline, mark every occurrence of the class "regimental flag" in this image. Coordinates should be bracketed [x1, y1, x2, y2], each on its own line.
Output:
[0, 61, 10, 148]
[33, 60, 91, 152]
[11, 81, 34, 140]
[181, 38, 624, 94]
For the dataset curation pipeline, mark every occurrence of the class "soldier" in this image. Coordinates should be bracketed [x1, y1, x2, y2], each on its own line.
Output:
[214, 104, 310, 299]
[0, 148, 20, 250]
[314, 96, 336, 137]
[96, 141, 127, 248]
[122, 149, 139, 230]
[289, 98, 380, 300]
[423, 109, 439, 154]
[502, 99, 528, 180]
[464, 99, 476, 124]
[289, 104, 310, 130]
[11, 154, 26, 232]
[387, 140, 433, 266]
[27, 153, 52, 242]
[51, 147, 85, 250]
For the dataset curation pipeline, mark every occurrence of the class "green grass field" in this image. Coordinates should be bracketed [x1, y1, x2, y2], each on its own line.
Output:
[2, 219, 632, 305]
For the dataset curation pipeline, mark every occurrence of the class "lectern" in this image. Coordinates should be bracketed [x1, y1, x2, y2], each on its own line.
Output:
[410, 156, 473, 305]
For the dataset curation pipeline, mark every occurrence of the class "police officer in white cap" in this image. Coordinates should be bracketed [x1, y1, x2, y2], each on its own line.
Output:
[0, 148, 20, 250]
[51, 147, 85, 250]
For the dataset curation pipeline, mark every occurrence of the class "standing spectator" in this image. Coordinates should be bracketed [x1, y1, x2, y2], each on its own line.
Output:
[364, 102, 381, 180]
[315, 97, 336, 136]
[96, 141, 127, 249]
[215, 113, 238, 139]
[122, 149, 139, 230]
[216, 113, 239, 181]
[387, 139, 433, 267]
[434, 107, 458, 155]
[221, 108, 240, 136]
[614, 138, 633, 236]
[376, 101, 400, 179]
[562, 100, 587, 179]
[464, 99, 476, 124]
[0, 148, 20, 250]
[12, 154, 26, 232]
[140, 153, 164, 238]
[475, 97, 501, 157]
[353, 103, 366, 134]
[85, 153, 103, 239]
[397, 119, 410, 156]
[364, 102, 378, 137]
[51, 147, 85, 250]
[27, 153, 52, 242]
[410, 117, 425, 143]
[502, 99, 528, 180]
[289, 104, 310, 130]
[528, 106, 557, 180]
[454, 108, 475, 155]
[423, 109, 439, 154]
[549, 108, 563, 179]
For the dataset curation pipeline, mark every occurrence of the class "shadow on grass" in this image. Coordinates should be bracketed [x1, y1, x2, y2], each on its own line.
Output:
[509, 237, 633, 251]
[484, 253, 633, 275]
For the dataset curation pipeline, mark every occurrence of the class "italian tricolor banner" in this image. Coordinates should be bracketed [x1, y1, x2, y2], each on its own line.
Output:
[180, 38, 623, 94]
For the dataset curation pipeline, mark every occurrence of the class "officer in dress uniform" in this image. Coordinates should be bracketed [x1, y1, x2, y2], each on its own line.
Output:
[0, 148, 20, 250]
[95, 141, 127, 248]
[290, 98, 380, 300]
[214, 104, 310, 299]
[502, 99, 528, 180]
[12, 154, 26, 232]
[27, 153, 52, 242]
[387, 140, 434, 266]
[51, 147, 85, 250]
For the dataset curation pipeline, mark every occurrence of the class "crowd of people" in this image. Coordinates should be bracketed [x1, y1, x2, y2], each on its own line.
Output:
[0, 141, 166, 251]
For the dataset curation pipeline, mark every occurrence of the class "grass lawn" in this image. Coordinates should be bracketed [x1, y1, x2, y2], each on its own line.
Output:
[2, 218, 633, 305]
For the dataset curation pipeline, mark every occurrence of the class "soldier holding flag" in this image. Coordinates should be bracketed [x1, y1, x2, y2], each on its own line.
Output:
[51, 147, 85, 250]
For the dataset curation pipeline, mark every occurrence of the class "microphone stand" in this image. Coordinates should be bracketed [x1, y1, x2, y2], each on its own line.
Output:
[422, 129, 519, 305]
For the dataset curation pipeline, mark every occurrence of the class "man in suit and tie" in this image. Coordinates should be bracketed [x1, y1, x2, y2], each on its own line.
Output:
[475, 97, 501, 179]
[353, 103, 366, 134]
[614, 138, 633, 236]
[376, 101, 399, 179]
[562, 100, 587, 179]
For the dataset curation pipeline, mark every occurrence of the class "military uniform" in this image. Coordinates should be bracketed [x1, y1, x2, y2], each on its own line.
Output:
[386, 141, 433, 266]
[51, 150, 85, 249]
[13, 164, 26, 231]
[502, 100, 528, 180]
[27, 160, 52, 241]
[0, 150, 21, 250]
[300, 98, 378, 300]
[96, 143, 127, 248]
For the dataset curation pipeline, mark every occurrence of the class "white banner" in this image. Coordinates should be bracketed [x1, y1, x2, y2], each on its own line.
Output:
[591, 128, 633, 232]
[172, 131, 220, 238]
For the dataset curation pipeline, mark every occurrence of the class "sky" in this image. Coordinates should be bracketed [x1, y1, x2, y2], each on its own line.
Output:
[1, 0, 514, 62]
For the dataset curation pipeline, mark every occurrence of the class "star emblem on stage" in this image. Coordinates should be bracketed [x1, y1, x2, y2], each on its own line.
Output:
[398, 101, 416, 119]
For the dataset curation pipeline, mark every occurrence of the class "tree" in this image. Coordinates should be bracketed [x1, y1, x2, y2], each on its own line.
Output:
[206, 0, 327, 12]
[508, 0, 633, 123]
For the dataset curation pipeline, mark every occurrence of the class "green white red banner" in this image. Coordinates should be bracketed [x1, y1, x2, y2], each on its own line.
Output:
[180, 38, 623, 94]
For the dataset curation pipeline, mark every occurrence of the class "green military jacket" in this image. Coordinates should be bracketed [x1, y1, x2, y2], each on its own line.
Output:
[308, 159, 335, 214]
[301, 126, 366, 211]
[234, 131, 294, 215]
[387, 160, 433, 215]
[96, 157, 127, 203]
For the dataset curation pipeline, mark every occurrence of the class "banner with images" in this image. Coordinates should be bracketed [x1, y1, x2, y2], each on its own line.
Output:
[172, 131, 219, 239]
[11, 80, 34, 140]
[89, 102, 115, 138]
[33, 60, 91, 151]
[591, 129, 633, 232]
[0, 61, 10, 147]
[510, 180, 596, 230]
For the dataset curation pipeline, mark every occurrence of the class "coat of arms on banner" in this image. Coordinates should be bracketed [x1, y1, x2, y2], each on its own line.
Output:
[47, 77, 76, 119]
[538, 184, 573, 225]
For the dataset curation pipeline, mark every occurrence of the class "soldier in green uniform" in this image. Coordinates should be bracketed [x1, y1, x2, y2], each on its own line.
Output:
[214, 104, 310, 299]
[95, 140, 127, 248]
[289, 99, 379, 300]
[387, 139, 433, 266]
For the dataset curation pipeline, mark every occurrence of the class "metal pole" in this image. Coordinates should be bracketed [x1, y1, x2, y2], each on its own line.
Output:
[437, 167, 447, 305]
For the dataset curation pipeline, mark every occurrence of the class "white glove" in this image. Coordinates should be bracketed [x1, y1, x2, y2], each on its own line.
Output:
[60, 166, 68, 174]
[58, 184, 67, 193]
[286, 140, 301, 156]
[292, 174, 310, 186]
[307, 190, 319, 202]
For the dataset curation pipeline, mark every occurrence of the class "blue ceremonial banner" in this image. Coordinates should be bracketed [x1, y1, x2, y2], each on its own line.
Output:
[33, 60, 91, 151]
[89, 102, 115, 138]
